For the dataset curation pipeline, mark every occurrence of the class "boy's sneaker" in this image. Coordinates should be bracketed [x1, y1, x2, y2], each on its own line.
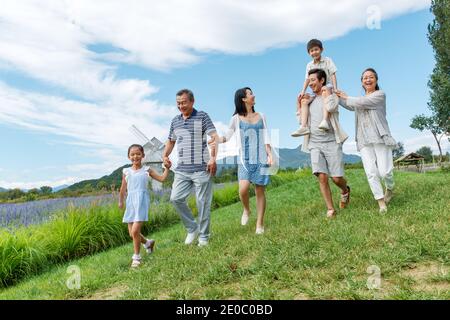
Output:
[143, 239, 155, 254]
[339, 186, 351, 209]
[318, 119, 330, 131]
[185, 228, 199, 245]
[384, 189, 393, 205]
[291, 127, 310, 137]
[198, 239, 208, 247]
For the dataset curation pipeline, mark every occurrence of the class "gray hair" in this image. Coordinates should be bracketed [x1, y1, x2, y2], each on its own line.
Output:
[176, 89, 194, 101]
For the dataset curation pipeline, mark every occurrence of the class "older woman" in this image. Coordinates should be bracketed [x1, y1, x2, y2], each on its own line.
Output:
[336, 68, 396, 213]
[212, 87, 274, 234]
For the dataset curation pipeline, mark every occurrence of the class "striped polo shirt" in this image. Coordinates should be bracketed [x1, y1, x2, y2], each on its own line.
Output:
[168, 108, 216, 172]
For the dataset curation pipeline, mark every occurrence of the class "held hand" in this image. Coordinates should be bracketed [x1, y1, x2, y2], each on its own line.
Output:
[297, 92, 304, 104]
[208, 135, 221, 145]
[301, 93, 312, 106]
[163, 156, 172, 169]
[207, 159, 217, 176]
[118, 201, 124, 210]
[335, 90, 347, 99]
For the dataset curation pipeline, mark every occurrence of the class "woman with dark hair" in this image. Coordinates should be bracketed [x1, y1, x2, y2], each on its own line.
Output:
[336, 68, 396, 213]
[212, 87, 274, 234]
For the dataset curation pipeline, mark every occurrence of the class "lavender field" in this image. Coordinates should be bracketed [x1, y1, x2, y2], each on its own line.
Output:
[0, 188, 172, 229]
[0, 194, 116, 229]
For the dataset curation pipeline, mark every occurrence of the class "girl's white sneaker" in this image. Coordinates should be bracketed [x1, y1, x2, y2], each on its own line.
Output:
[131, 254, 141, 268]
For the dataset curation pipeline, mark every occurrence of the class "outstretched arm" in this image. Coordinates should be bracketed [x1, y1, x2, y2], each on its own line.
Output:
[342, 91, 385, 110]
[207, 131, 218, 176]
[149, 167, 169, 182]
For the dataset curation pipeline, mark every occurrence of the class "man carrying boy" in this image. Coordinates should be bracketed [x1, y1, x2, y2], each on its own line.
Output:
[300, 69, 350, 218]
[292, 39, 339, 137]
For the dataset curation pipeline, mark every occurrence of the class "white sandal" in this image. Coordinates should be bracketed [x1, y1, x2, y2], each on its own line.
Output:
[131, 254, 141, 268]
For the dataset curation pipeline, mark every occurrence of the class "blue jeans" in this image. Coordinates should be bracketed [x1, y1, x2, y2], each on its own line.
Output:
[170, 170, 213, 241]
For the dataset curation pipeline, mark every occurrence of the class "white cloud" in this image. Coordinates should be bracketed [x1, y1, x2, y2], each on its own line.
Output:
[0, 0, 430, 145]
[0, 177, 79, 190]
[0, 0, 431, 185]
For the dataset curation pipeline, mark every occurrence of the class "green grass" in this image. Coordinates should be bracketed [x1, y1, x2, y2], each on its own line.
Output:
[0, 169, 448, 300]
[0, 171, 300, 288]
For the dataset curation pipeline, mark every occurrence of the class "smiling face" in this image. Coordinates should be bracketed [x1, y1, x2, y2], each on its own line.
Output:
[128, 146, 144, 167]
[308, 46, 322, 61]
[362, 70, 378, 93]
[242, 89, 255, 107]
[308, 73, 324, 94]
[176, 93, 194, 117]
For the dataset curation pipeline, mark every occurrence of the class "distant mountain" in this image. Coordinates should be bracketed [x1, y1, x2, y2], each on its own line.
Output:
[217, 145, 361, 169]
[53, 185, 70, 192]
[0, 187, 8, 193]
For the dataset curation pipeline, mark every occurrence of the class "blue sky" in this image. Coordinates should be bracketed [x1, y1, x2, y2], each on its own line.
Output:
[0, 1, 446, 189]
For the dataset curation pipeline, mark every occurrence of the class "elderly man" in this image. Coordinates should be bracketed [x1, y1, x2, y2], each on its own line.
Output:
[163, 89, 219, 246]
[300, 69, 351, 218]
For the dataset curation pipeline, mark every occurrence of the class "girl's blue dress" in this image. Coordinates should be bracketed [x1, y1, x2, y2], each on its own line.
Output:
[237, 119, 270, 186]
[122, 166, 150, 223]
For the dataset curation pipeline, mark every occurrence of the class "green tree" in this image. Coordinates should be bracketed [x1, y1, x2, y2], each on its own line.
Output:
[83, 183, 93, 193]
[97, 181, 108, 190]
[416, 146, 433, 163]
[8, 188, 25, 200]
[40, 186, 53, 195]
[392, 142, 405, 159]
[27, 188, 41, 195]
[411, 0, 450, 162]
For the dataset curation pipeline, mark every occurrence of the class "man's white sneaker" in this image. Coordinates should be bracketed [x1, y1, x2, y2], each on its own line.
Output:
[291, 127, 310, 137]
[184, 229, 199, 245]
[379, 206, 388, 214]
[255, 227, 265, 234]
[143, 239, 155, 254]
[318, 119, 330, 131]
[198, 239, 208, 247]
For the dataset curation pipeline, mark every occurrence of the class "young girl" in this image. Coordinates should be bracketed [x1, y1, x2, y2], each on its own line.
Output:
[119, 144, 169, 268]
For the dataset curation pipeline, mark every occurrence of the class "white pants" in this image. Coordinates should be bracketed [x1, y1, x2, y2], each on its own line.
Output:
[360, 144, 395, 200]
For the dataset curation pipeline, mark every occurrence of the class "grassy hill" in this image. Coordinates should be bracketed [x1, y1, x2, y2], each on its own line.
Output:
[0, 169, 448, 300]
[67, 165, 129, 192]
